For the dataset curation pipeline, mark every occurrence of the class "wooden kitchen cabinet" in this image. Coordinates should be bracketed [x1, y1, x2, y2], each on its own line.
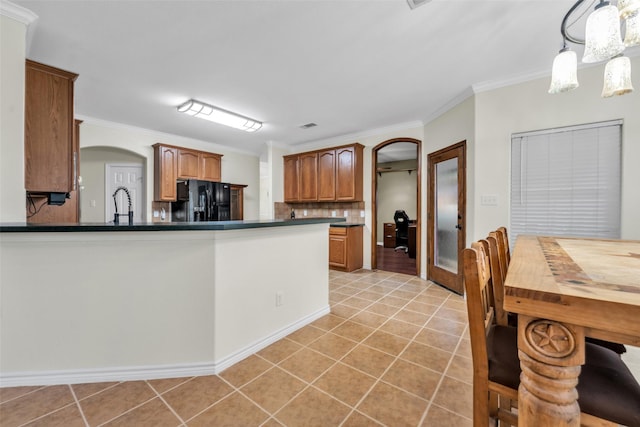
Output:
[317, 149, 336, 201]
[154, 143, 223, 201]
[153, 144, 178, 201]
[177, 149, 200, 179]
[24, 60, 78, 193]
[200, 152, 222, 182]
[230, 184, 247, 220]
[283, 143, 363, 203]
[336, 144, 363, 201]
[329, 226, 363, 272]
[299, 152, 318, 201]
[283, 155, 299, 202]
[27, 119, 82, 224]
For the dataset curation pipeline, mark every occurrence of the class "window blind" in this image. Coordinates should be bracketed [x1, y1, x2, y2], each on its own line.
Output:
[510, 122, 621, 243]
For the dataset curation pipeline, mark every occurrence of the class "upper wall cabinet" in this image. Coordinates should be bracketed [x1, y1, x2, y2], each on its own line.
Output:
[284, 143, 363, 203]
[24, 60, 78, 193]
[153, 143, 223, 201]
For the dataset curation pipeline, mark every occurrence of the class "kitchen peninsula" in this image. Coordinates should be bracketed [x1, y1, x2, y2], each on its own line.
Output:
[0, 218, 343, 386]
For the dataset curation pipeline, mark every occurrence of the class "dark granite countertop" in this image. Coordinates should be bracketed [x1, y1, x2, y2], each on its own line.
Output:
[329, 223, 365, 228]
[0, 217, 346, 233]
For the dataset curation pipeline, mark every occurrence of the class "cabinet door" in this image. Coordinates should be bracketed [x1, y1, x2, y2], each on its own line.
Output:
[329, 233, 347, 268]
[154, 145, 178, 201]
[317, 149, 336, 201]
[336, 145, 363, 201]
[283, 155, 299, 202]
[230, 185, 245, 220]
[200, 153, 221, 182]
[177, 149, 200, 179]
[24, 60, 78, 193]
[299, 152, 318, 201]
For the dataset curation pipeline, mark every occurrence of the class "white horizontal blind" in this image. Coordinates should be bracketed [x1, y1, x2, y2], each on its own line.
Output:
[510, 123, 621, 243]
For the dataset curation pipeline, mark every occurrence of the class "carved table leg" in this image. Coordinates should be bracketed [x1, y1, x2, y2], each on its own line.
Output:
[517, 315, 584, 427]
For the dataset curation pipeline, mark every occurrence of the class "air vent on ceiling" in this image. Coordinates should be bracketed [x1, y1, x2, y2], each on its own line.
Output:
[300, 123, 317, 129]
[407, 0, 431, 10]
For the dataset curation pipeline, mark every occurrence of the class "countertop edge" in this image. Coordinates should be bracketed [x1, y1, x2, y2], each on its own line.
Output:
[0, 218, 347, 233]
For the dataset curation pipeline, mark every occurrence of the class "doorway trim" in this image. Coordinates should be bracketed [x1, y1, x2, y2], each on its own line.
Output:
[427, 140, 466, 294]
[371, 137, 422, 276]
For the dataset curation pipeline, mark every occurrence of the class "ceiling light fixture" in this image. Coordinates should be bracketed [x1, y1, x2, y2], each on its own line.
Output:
[177, 99, 262, 132]
[549, 0, 638, 97]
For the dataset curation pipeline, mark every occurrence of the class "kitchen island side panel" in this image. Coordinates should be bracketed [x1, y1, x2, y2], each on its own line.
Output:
[0, 231, 218, 376]
[0, 224, 330, 385]
[210, 224, 329, 365]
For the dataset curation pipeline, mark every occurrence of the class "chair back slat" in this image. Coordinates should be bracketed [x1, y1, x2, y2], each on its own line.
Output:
[486, 235, 508, 326]
[497, 226, 511, 266]
[463, 242, 494, 368]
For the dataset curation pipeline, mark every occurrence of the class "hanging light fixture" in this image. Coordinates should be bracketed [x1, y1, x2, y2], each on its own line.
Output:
[177, 99, 262, 132]
[549, 0, 638, 97]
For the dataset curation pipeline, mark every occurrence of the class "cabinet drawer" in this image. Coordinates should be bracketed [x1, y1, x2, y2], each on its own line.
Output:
[329, 227, 347, 236]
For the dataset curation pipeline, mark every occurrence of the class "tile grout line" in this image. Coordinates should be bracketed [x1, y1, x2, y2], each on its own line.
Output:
[418, 310, 471, 426]
[334, 279, 448, 425]
[68, 384, 90, 427]
[146, 380, 187, 426]
[0, 385, 47, 406]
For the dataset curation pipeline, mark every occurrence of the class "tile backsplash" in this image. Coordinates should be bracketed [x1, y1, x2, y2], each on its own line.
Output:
[275, 202, 365, 223]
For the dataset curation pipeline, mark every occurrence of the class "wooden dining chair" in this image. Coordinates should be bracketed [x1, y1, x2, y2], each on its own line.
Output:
[496, 226, 510, 265]
[463, 241, 640, 427]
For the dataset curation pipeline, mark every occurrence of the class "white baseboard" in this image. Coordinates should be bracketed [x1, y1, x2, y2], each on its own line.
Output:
[0, 305, 330, 387]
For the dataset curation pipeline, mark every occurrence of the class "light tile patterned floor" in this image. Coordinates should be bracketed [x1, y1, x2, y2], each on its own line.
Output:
[3, 268, 637, 426]
[0, 270, 473, 426]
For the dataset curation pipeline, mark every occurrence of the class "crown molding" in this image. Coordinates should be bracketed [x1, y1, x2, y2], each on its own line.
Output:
[422, 86, 475, 125]
[0, 1, 38, 25]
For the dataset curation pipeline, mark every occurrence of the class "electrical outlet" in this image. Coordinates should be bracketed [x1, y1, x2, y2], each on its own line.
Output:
[331, 211, 337, 217]
[343, 210, 348, 217]
[303, 210, 308, 216]
[360, 210, 365, 218]
[90, 199, 96, 208]
[276, 291, 284, 307]
[481, 194, 498, 206]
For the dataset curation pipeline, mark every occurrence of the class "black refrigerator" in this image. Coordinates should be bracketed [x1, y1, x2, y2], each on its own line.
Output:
[171, 180, 230, 222]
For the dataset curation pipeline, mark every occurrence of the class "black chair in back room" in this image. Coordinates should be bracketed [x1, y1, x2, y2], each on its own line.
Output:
[394, 210, 409, 253]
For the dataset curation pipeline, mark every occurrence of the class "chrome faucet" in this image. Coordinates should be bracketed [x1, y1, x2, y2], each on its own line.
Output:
[112, 186, 134, 225]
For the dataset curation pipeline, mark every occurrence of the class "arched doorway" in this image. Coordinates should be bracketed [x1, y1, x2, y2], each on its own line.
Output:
[371, 138, 421, 276]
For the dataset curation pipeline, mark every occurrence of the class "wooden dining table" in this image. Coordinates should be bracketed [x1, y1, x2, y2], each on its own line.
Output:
[503, 235, 640, 427]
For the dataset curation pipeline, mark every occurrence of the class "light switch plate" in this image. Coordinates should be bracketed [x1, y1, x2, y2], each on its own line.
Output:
[481, 194, 498, 206]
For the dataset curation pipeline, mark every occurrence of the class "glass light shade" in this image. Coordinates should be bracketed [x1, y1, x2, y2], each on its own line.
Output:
[177, 99, 262, 132]
[548, 49, 579, 93]
[601, 56, 634, 97]
[582, 4, 625, 63]
[624, 11, 640, 46]
[618, 0, 640, 18]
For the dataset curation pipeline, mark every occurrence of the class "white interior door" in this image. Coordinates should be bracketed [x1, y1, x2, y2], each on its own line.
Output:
[105, 164, 144, 223]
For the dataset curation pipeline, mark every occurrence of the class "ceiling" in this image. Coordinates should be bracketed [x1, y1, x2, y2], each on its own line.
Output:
[12, 0, 628, 156]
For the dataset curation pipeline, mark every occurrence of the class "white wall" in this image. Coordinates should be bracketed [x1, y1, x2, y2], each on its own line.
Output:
[423, 96, 476, 255]
[79, 119, 261, 222]
[474, 56, 640, 241]
[0, 15, 27, 222]
[376, 163, 418, 241]
[80, 147, 146, 223]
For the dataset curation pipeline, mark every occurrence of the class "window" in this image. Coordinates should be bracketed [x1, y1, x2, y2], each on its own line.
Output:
[510, 121, 621, 243]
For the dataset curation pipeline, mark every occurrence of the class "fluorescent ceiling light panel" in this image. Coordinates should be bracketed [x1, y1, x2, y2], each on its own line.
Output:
[177, 99, 262, 132]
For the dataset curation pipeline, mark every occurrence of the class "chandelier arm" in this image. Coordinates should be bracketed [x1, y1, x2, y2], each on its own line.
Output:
[561, 0, 588, 45]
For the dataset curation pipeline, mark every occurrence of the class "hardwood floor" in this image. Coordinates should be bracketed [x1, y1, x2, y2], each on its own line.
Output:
[376, 245, 417, 276]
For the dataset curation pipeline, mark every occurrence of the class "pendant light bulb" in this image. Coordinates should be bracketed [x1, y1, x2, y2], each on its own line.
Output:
[549, 48, 579, 93]
[582, 2, 625, 63]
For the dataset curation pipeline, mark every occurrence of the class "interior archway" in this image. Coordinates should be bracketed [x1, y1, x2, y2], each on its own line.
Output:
[371, 138, 421, 276]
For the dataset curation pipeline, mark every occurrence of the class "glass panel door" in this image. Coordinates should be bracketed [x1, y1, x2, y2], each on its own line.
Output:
[435, 158, 458, 273]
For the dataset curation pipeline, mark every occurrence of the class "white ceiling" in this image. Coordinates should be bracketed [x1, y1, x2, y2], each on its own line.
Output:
[12, 0, 628, 156]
